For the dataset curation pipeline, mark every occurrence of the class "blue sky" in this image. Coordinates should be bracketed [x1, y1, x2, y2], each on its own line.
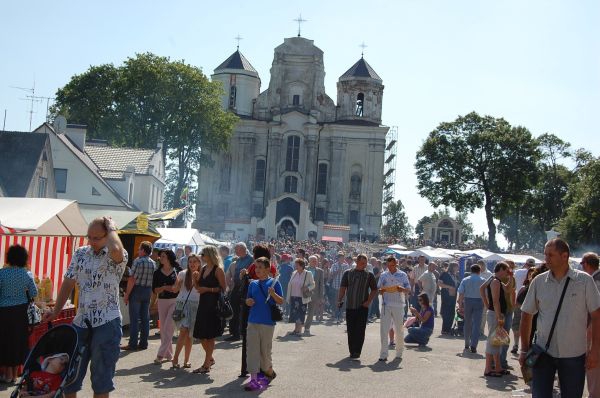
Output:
[2, 0, 598, 245]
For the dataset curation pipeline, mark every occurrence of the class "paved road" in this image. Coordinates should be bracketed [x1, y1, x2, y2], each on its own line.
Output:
[1, 316, 533, 398]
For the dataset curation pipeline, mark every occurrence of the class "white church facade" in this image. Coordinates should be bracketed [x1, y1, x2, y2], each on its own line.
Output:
[195, 36, 388, 242]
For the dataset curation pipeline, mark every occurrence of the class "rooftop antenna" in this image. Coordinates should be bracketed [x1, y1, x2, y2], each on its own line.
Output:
[359, 42, 368, 58]
[293, 14, 307, 37]
[235, 34, 243, 50]
[10, 81, 54, 129]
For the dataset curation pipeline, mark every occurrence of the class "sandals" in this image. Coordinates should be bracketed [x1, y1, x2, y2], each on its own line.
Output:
[192, 365, 211, 374]
[153, 357, 163, 365]
[210, 358, 215, 367]
[171, 362, 181, 369]
[484, 371, 502, 377]
[499, 369, 511, 375]
[183, 363, 192, 369]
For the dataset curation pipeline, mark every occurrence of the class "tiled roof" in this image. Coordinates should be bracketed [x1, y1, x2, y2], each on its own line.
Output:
[215, 50, 258, 74]
[0, 131, 48, 196]
[85, 145, 157, 179]
[340, 57, 382, 81]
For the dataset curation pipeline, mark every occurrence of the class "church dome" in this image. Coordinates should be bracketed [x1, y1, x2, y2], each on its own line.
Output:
[214, 50, 259, 78]
[339, 57, 382, 83]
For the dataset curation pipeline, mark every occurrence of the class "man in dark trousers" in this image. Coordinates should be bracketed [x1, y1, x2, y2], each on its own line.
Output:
[225, 242, 254, 341]
[337, 254, 378, 360]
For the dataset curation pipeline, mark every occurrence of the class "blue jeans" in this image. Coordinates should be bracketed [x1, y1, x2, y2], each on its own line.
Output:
[128, 285, 152, 349]
[64, 318, 122, 395]
[463, 298, 483, 349]
[532, 353, 585, 398]
[369, 295, 380, 318]
[500, 310, 513, 368]
[404, 327, 433, 345]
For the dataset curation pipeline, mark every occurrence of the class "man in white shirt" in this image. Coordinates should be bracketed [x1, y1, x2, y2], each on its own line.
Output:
[378, 256, 411, 361]
[514, 258, 536, 292]
[418, 262, 437, 306]
[478, 260, 493, 334]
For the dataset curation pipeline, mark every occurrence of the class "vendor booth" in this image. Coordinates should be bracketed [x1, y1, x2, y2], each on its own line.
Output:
[154, 227, 208, 253]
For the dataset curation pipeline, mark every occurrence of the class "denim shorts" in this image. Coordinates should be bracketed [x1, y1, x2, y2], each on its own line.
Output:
[64, 317, 122, 394]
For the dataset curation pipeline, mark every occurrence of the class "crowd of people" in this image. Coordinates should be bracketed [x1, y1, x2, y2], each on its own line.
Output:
[1, 217, 599, 397]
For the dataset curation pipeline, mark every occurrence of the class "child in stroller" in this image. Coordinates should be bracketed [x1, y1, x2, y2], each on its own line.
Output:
[19, 353, 69, 397]
[11, 322, 90, 398]
[452, 306, 465, 336]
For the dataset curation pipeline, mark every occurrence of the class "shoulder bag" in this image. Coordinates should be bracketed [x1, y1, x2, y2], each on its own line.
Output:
[525, 277, 570, 368]
[257, 280, 284, 322]
[26, 289, 41, 326]
[301, 272, 311, 299]
[172, 285, 192, 322]
[217, 292, 233, 320]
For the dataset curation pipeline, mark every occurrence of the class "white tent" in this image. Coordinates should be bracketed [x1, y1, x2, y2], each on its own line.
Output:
[481, 253, 542, 266]
[408, 247, 454, 261]
[155, 228, 207, 252]
[0, 198, 88, 236]
[387, 244, 407, 250]
[458, 249, 495, 259]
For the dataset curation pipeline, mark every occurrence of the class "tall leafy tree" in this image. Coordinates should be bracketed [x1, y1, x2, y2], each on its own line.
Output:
[382, 200, 412, 240]
[415, 112, 539, 250]
[559, 157, 600, 248]
[52, 53, 238, 221]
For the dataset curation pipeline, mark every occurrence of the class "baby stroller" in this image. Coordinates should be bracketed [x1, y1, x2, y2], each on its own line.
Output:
[451, 310, 465, 337]
[11, 320, 92, 398]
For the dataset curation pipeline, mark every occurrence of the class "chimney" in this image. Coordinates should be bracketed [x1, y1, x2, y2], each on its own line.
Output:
[64, 124, 87, 152]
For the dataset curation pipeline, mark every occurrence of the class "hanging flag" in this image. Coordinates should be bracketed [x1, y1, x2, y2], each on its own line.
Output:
[180, 186, 189, 202]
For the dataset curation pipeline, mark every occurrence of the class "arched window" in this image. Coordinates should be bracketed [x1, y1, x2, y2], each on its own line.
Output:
[284, 176, 298, 193]
[317, 163, 328, 195]
[350, 174, 361, 200]
[285, 136, 300, 172]
[254, 159, 266, 192]
[355, 93, 364, 117]
[229, 86, 237, 109]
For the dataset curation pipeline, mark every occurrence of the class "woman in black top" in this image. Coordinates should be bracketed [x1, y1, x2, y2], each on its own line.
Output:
[153, 249, 179, 364]
[482, 262, 509, 377]
[192, 246, 226, 374]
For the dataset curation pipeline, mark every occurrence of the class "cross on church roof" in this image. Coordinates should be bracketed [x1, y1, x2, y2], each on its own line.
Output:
[235, 34, 243, 50]
[293, 14, 307, 37]
[359, 42, 368, 58]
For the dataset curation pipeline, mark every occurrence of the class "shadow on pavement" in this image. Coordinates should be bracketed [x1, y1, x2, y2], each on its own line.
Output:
[483, 373, 520, 392]
[456, 352, 485, 360]
[326, 358, 366, 372]
[367, 357, 403, 372]
[275, 334, 303, 342]
[404, 345, 433, 352]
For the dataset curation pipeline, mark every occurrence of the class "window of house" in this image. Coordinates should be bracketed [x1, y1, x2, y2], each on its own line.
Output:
[315, 207, 326, 222]
[292, 94, 300, 106]
[54, 168, 68, 193]
[349, 210, 360, 225]
[350, 174, 362, 200]
[37, 177, 47, 198]
[254, 159, 266, 192]
[92, 187, 101, 196]
[285, 136, 300, 172]
[229, 85, 237, 109]
[284, 176, 298, 193]
[356, 93, 364, 117]
[317, 163, 328, 195]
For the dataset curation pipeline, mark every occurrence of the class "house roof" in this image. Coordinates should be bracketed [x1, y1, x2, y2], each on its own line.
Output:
[340, 57, 382, 82]
[215, 50, 258, 74]
[0, 131, 48, 196]
[84, 145, 158, 180]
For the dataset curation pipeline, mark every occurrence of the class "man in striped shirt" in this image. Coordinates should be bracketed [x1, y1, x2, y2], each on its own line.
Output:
[337, 254, 378, 360]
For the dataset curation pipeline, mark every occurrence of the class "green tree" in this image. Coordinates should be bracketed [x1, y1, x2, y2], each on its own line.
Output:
[559, 157, 600, 247]
[415, 112, 539, 250]
[382, 200, 412, 240]
[52, 53, 238, 221]
[415, 216, 432, 239]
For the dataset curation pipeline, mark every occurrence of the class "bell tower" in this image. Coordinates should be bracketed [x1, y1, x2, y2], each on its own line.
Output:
[336, 56, 384, 124]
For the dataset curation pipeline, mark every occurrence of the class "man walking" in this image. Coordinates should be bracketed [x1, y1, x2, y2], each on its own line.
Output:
[304, 255, 325, 335]
[225, 242, 254, 341]
[122, 241, 155, 351]
[582, 252, 600, 398]
[45, 217, 128, 398]
[412, 256, 428, 307]
[378, 256, 411, 361]
[457, 264, 485, 353]
[519, 238, 600, 398]
[337, 254, 378, 360]
[418, 262, 437, 310]
[331, 252, 349, 322]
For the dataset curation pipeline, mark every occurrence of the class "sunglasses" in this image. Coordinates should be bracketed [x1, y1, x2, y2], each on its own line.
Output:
[86, 234, 106, 242]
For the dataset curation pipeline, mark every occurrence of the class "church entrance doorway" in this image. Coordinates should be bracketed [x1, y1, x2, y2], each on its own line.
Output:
[277, 219, 297, 240]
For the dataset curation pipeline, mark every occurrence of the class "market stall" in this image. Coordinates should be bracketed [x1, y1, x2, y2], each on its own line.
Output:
[154, 227, 207, 253]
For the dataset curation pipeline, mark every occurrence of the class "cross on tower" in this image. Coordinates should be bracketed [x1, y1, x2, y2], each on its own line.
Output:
[235, 34, 243, 50]
[359, 42, 368, 58]
[293, 14, 307, 37]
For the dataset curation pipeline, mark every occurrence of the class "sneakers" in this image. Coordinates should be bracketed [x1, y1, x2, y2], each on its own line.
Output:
[470, 346, 477, 354]
[244, 380, 263, 391]
[511, 345, 519, 354]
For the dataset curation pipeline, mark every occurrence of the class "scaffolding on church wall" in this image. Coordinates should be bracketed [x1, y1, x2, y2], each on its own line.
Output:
[382, 126, 397, 224]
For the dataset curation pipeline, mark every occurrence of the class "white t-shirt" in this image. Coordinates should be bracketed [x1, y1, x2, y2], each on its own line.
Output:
[418, 270, 437, 298]
[175, 269, 200, 302]
[514, 267, 529, 292]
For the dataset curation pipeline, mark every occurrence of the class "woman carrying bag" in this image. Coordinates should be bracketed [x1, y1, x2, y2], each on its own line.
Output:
[286, 258, 314, 336]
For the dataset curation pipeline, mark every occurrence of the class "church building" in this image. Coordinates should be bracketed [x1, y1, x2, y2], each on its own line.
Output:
[195, 35, 388, 242]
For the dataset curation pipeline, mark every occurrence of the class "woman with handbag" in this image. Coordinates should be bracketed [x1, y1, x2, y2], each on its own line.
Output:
[243, 257, 284, 391]
[286, 258, 314, 336]
[171, 253, 202, 369]
[152, 249, 180, 364]
[192, 246, 226, 374]
[0, 245, 38, 383]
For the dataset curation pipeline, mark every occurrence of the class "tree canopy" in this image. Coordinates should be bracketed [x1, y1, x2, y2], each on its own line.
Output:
[382, 200, 412, 240]
[52, 53, 238, 219]
[415, 112, 539, 250]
